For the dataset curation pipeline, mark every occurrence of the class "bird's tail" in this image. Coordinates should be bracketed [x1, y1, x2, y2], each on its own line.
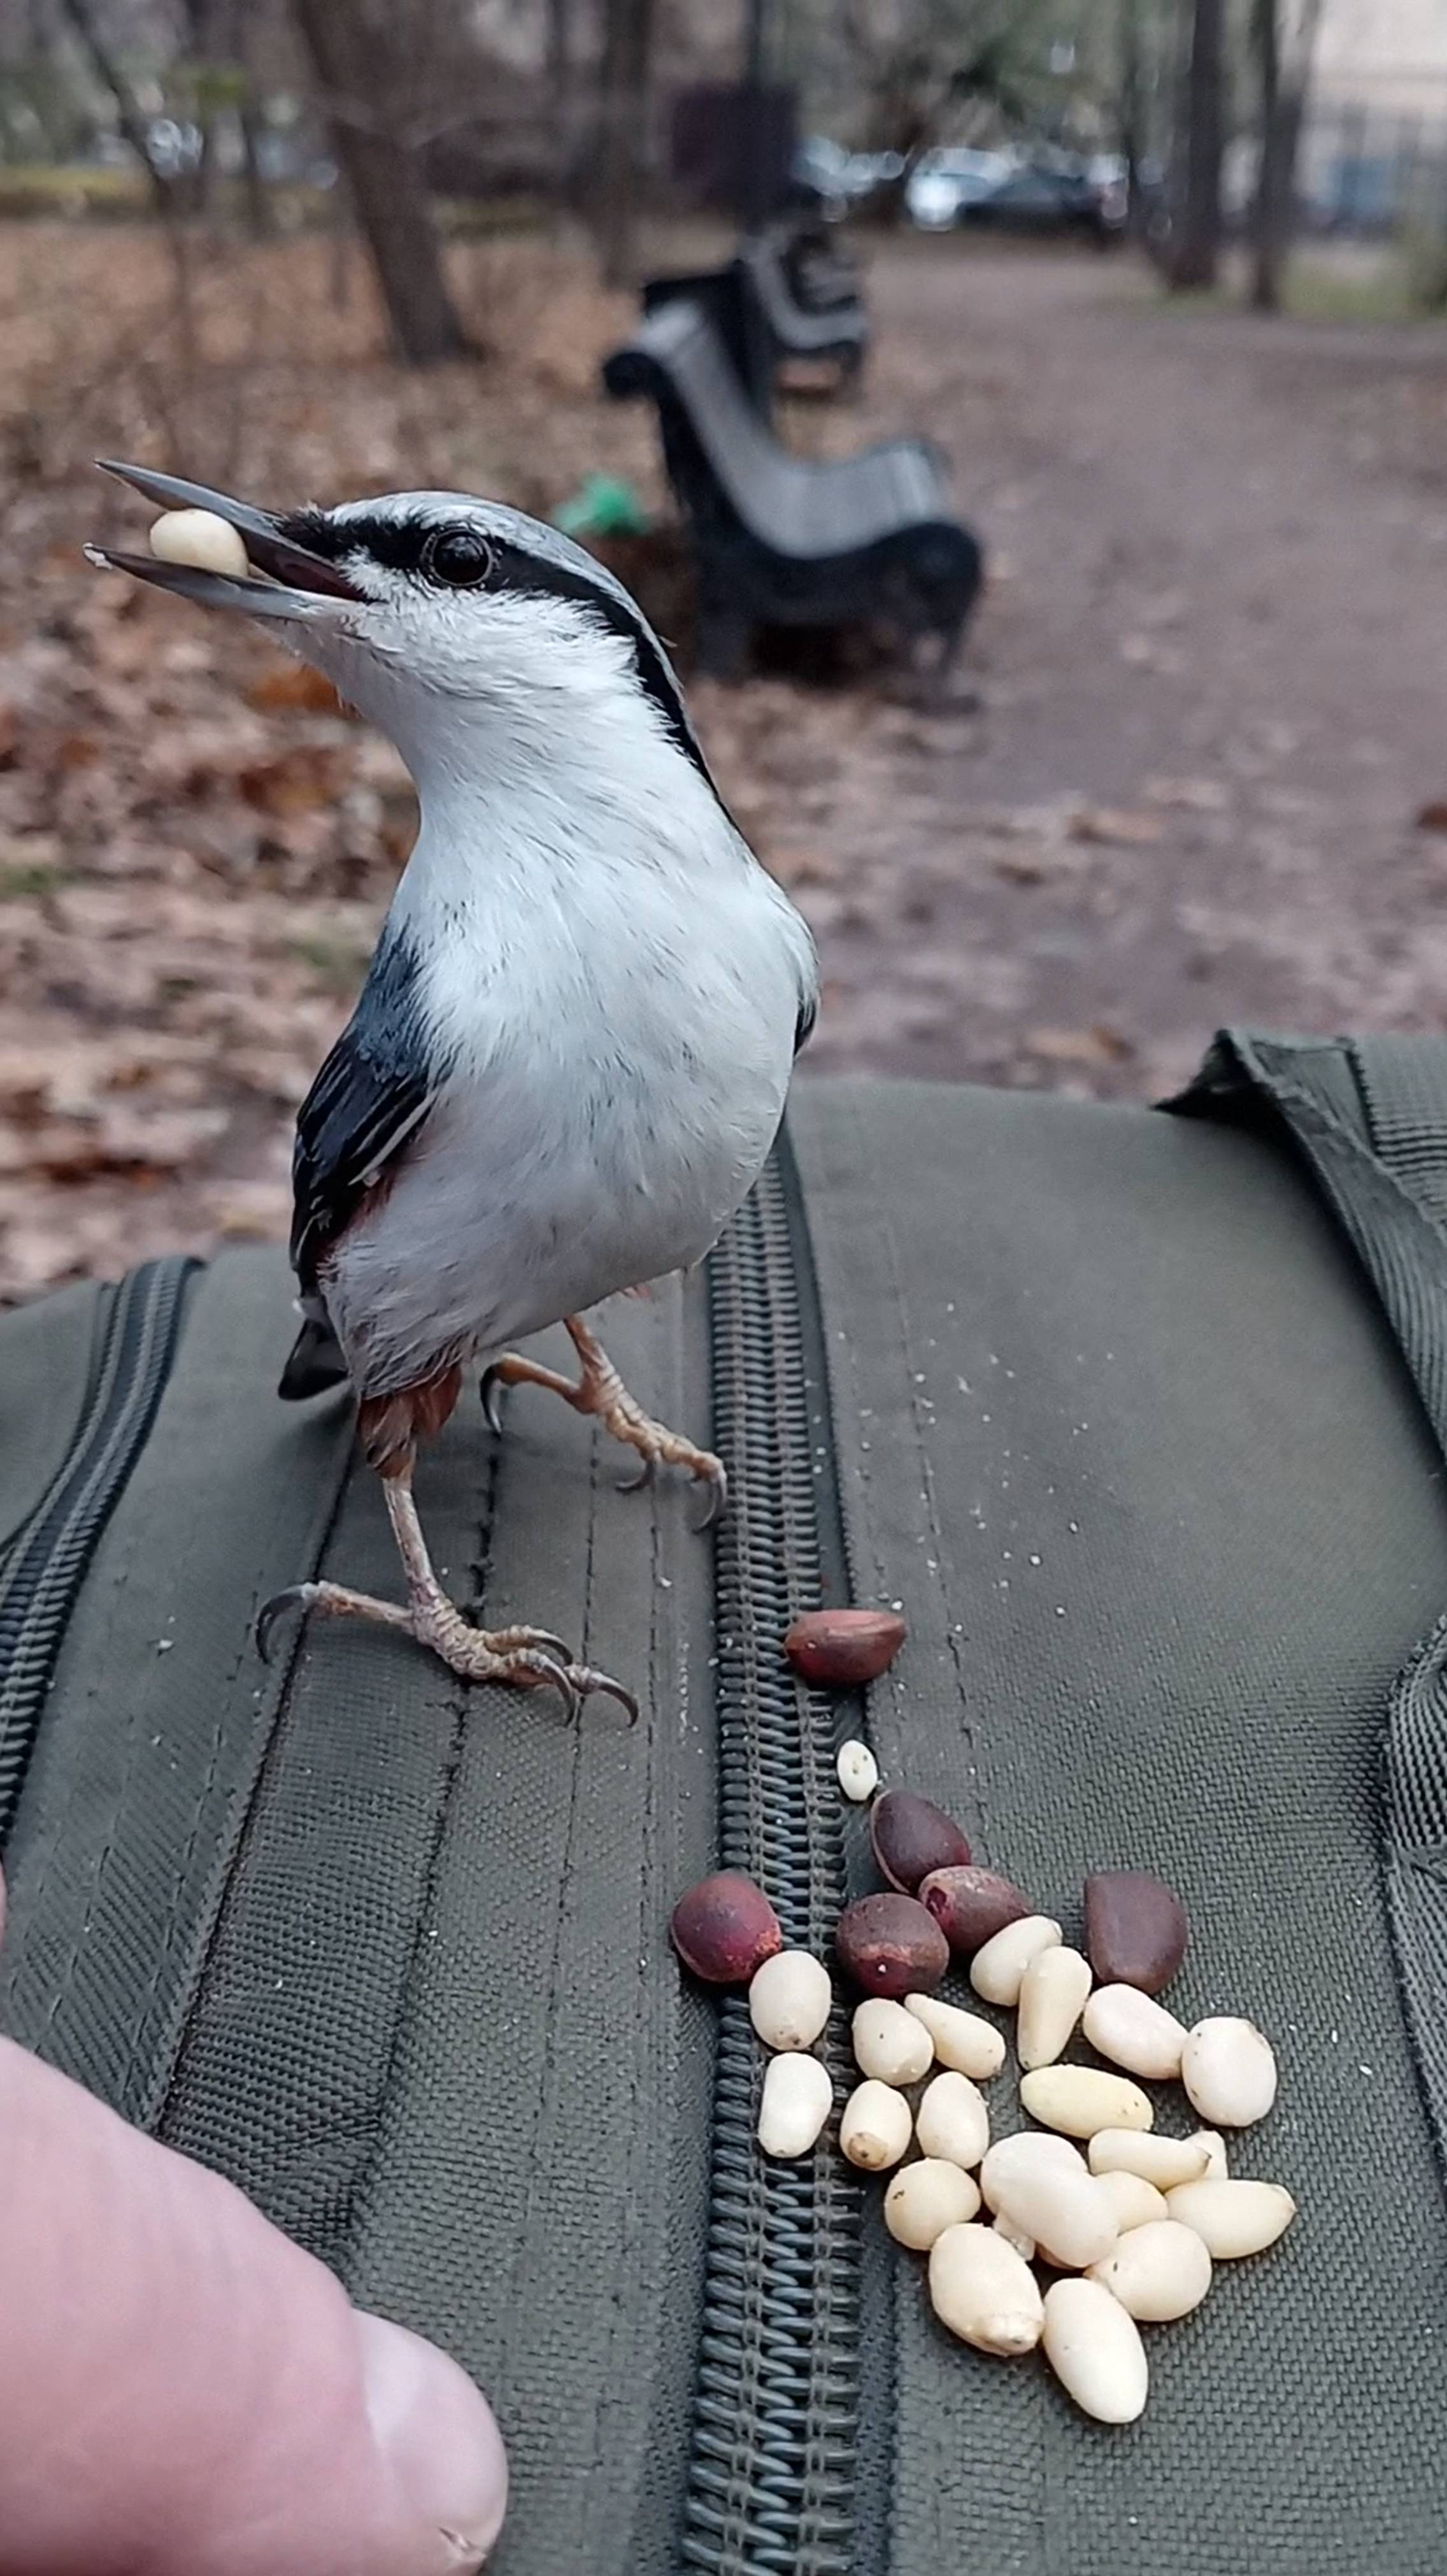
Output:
[278, 1315, 350, 1401]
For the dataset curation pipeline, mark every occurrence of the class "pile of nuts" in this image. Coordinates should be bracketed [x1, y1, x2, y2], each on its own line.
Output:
[671, 1649, 1297, 2430]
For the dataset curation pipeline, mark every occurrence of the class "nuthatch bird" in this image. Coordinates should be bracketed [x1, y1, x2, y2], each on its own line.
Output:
[89, 462, 818, 1720]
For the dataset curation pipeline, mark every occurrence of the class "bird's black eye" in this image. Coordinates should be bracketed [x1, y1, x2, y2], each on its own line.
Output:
[423, 527, 494, 589]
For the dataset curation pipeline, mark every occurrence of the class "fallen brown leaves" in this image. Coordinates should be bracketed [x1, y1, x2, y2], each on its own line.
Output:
[0, 223, 660, 1299]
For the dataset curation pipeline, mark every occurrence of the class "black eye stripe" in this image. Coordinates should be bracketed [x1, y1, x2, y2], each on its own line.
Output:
[276, 510, 438, 576]
[272, 507, 718, 793]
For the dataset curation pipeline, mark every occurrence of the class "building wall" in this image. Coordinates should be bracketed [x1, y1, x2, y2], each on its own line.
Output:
[1315, 0, 1447, 116]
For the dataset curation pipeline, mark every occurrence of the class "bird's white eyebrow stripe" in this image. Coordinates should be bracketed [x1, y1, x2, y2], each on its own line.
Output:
[280, 503, 723, 799]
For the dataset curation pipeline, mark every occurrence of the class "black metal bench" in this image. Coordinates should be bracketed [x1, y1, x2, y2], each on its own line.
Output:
[602, 296, 983, 680]
[642, 227, 867, 418]
[738, 229, 867, 390]
[776, 218, 862, 317]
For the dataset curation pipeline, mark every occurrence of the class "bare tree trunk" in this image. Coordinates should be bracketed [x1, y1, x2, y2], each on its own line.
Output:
[1117, 0, 1146, 215]
[547, 0, 571, 122]
[53, 0, 175, 217]
[1169, 0, 1224, 290]
[53, 0, 200, 373]
[238, 99, 273, 238]
[594, 0, 656, 289]
[290, 0, 466, 365]
[1246, 0, 1277, 311]
[1250, 0, 1320, 311]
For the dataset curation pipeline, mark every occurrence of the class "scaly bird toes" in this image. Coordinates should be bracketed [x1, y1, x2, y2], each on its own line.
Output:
[254, 1579, 634, 1721]
[255, 1578, 411, 1661]
[481, 1348, 727, 1529]
[411, 1606, 639, 1723]
[610, 1413, 727, 1524]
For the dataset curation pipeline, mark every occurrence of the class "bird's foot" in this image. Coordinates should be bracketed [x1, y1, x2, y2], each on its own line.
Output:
[255, 1580, 637, 1722]
[481, 1317, 727, 1528]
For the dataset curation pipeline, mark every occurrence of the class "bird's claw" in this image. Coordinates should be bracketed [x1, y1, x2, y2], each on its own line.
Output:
[511, 1649, 638, 1726]
[255, 1583, 315, 1663]
[481, 1622, 573, 1664]
[480, 1364, 508, 1437]
[571, 1664, 641, 1725]
[254, 1571, 635, 1719]
[619, 1446, 725, 1528]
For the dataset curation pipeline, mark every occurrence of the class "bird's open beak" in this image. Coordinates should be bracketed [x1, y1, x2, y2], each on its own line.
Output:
[84, 459, 364, 621]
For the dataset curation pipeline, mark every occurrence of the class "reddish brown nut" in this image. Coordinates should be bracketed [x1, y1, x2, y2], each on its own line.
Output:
[918, 1865, 1032, 1959]
[784, 1608, 906, 1689]
[671, 1872, 783, 1985]
[869, 1788, 971, 1896]
[1083, 1870, 1188, 1996]
[835, 1893, 949, 1999]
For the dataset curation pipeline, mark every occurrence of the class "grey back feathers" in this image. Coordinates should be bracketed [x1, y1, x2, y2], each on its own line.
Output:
[289, 927, 443, 1294]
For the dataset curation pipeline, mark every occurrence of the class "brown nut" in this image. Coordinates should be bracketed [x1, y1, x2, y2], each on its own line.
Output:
[918, 1864, 1031, 1959]
[869, 1787, 971, 1896]
[783, 1608, 906, 1689]
[835, 1891, 949, 1999]
[670, 1871, 783, 1984]
[1083, 1870, 1188, 1996]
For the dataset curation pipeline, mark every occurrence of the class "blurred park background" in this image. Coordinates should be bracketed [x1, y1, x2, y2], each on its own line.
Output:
[2, 0, 1447, 1296]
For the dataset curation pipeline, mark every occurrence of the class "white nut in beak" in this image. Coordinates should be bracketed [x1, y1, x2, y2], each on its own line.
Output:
[148, 508, 250, 579]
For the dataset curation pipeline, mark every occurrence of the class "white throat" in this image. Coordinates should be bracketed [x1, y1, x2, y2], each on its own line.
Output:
[310, 594, 741, 933]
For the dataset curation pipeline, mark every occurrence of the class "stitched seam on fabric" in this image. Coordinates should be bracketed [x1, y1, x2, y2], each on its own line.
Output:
[880, 1198, 987, 1856]
[1343, 1037, 1388, 1163]
[1231, 1048, 1447, 1265]
[32, 1272, 197, 2050]
[495, 1433, 598, 2412]
[332, 1435, 501, 2279]
[146, 1426, 359, 2134]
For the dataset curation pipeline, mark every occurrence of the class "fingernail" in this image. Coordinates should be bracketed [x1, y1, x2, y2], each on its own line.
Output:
[355, 2309, 508, 2569]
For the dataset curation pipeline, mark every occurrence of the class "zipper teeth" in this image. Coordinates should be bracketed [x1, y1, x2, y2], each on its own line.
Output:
[0, 1256, 197, 1842]
[684, 1152, 863, 2576]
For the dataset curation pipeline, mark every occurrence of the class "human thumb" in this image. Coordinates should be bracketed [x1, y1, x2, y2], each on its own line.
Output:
[0, 2031, 507, 2575]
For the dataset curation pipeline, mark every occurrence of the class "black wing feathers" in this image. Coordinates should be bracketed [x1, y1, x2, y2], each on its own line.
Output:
[289, 929, 441, 1291]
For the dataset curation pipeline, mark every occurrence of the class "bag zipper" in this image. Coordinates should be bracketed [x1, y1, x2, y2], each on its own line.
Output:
[685, 1136, 882, 2576]
[0, 1254, 199, 1846]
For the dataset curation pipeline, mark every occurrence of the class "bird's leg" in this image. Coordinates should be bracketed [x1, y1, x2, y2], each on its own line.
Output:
[256, 1461, 636, 1722]
[482, 1313, 727, 1525]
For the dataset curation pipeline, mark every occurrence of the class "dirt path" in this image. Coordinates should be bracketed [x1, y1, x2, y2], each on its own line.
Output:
[739, 246, 1447, 1099]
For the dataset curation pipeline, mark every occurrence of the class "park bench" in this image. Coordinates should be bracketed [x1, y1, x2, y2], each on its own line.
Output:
[602, 294, 983, 678]
[738, 224, 867, 390]
[775, 217, 862, 317]
[642, 224, 867, 417]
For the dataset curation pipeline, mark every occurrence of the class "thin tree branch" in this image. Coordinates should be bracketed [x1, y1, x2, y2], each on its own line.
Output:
[52, 0, 175, 213]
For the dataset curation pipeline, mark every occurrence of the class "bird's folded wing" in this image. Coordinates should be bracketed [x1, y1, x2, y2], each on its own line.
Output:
[289, 931, 444, 1289]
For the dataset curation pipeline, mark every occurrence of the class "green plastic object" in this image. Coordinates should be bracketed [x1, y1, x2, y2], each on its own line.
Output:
[553, 473, 650, 538]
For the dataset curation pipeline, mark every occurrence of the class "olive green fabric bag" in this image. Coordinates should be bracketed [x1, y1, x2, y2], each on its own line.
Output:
[2, 1031, 1445, 2576]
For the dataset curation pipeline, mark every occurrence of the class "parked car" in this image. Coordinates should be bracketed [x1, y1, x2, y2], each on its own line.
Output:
[962, 155, 1129, 248]
[790, 138, 903, 222]
[905, 147, 1014, 231]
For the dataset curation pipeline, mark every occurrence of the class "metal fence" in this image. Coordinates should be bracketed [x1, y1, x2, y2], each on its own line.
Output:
[1298, 100, 1447, 236]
